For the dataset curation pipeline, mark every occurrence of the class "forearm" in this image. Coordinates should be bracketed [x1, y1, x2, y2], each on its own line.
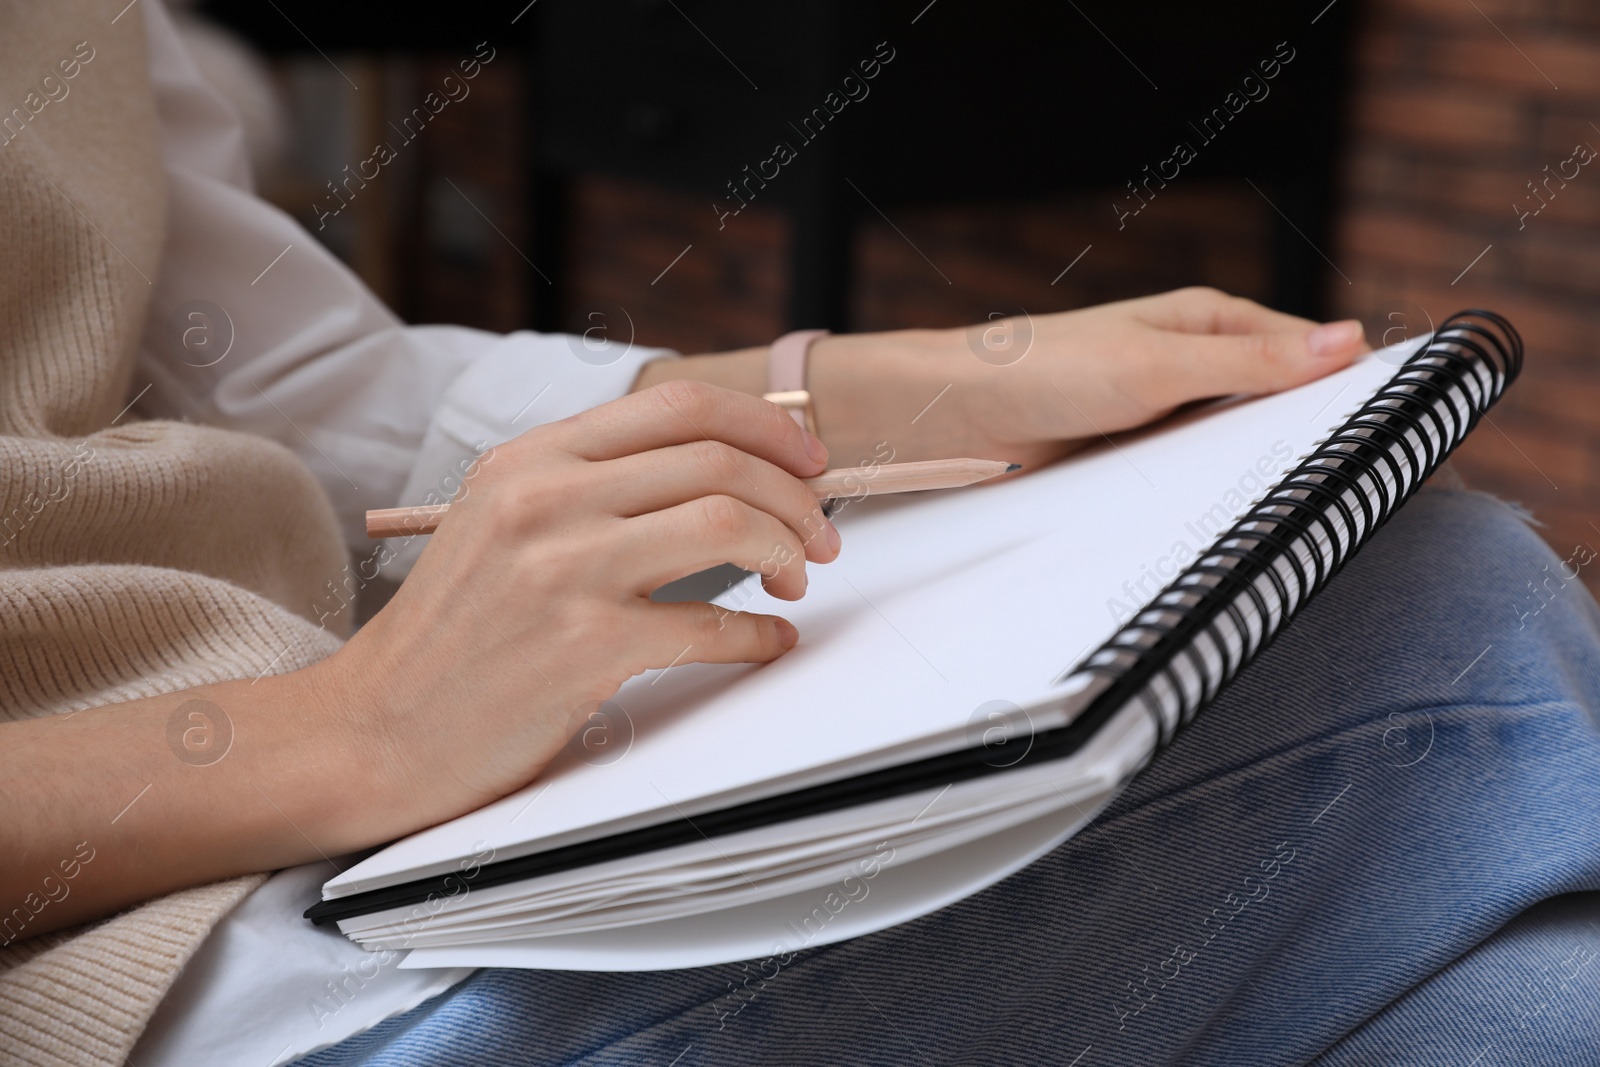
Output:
[631, 293, 1367, 480]
[0, 669, 372, 941]
[632, 329, 972, 466]
[0, 379, 844, 944]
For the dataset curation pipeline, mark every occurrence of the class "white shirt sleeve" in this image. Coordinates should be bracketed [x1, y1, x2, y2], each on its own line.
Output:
[134, 1, 677, 577]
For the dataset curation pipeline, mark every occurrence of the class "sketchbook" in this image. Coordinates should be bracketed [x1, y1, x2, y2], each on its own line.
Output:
[306, 311, 1521, 971]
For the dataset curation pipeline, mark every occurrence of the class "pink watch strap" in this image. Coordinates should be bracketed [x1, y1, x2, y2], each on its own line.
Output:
[767, 329, 829, 427]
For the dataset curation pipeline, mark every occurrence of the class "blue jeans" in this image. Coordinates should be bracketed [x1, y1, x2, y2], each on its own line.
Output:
[299, 488, 1600, 1066]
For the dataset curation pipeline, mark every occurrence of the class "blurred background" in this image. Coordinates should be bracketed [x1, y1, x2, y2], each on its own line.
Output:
[181, 0, 1597, 593]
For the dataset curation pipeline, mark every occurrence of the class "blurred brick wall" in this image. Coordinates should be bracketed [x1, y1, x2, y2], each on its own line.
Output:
[567, 178, 1272, 356]
[406, 57, 528, 333]
[1334, 0, 1600, 589]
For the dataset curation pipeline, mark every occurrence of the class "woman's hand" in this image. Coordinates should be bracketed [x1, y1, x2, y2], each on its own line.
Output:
[0, 382, 840, 936]
[895, 287, 1367, 468]
[640, 288, 1368, 471]
[313, 381, 841, 841]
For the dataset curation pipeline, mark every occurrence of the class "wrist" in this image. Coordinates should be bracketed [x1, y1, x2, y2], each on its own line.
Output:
[631, 347, 768, 396]
[639, 327, 977, 464]
[281, 644, 425, 853]
[808, 327, 971, 463]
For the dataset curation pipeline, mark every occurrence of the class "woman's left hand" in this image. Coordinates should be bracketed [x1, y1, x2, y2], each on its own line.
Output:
[802, 286, 1368, 469]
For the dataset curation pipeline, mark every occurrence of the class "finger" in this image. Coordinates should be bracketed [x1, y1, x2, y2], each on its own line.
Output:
[632, 601, 800, 668]
[1134, 287, 1321, 336]
[617, 495, 810, 600]
[1150, 324, 1366, 407]
[595, 440, 840, 562]
[555, 380, 828, 477]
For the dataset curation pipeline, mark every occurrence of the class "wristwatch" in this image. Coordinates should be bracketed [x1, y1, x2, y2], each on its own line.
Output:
[762, 328, 828, 436]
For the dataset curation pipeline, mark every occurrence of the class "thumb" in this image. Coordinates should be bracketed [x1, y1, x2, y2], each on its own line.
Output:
[1166, 319, 1366, 402]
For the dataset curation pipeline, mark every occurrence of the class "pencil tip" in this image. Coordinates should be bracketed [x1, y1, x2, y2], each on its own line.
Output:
[1005, 463, 1022, 472]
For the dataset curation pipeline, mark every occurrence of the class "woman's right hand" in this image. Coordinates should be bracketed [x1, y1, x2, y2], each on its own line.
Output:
[0, 382, 840, 935]
[312, 380, 841, 842]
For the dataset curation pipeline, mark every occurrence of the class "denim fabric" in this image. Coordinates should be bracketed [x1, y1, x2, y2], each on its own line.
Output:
[298, 488, 1600, 1066]
[1315, 892, 1600, 1065]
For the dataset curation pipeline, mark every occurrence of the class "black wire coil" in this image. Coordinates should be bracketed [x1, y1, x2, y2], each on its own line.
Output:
[1067, 310, 1523, 749]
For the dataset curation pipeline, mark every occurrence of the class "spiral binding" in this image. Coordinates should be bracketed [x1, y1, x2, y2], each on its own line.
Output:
[1061, 310, 1523, 750]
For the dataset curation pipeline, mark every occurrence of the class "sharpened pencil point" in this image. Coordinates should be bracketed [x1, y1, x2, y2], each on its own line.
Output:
[1005, 463, 1022, 472]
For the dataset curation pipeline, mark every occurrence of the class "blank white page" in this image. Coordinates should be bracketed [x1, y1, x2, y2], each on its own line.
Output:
[327, 344, 1412, 898]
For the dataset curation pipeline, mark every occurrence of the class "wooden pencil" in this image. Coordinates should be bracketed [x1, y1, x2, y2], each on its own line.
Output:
[364, 457, 1020, 538]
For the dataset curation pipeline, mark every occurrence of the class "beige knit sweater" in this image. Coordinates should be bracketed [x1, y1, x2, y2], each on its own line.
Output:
[0, 2, 351, 1063]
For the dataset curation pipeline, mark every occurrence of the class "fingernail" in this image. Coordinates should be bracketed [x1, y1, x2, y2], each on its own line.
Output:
[803, 431, 829, 466]
[776, 618, 799, 649]
[1306, 319, 1363, 357]
[824, 518, 842, 555]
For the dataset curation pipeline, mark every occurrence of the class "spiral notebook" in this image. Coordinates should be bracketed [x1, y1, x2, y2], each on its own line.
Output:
[306, 312, 1521, 971]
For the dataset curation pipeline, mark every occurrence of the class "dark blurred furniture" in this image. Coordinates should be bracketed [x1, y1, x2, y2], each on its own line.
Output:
[204, 0, 1356, 329]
